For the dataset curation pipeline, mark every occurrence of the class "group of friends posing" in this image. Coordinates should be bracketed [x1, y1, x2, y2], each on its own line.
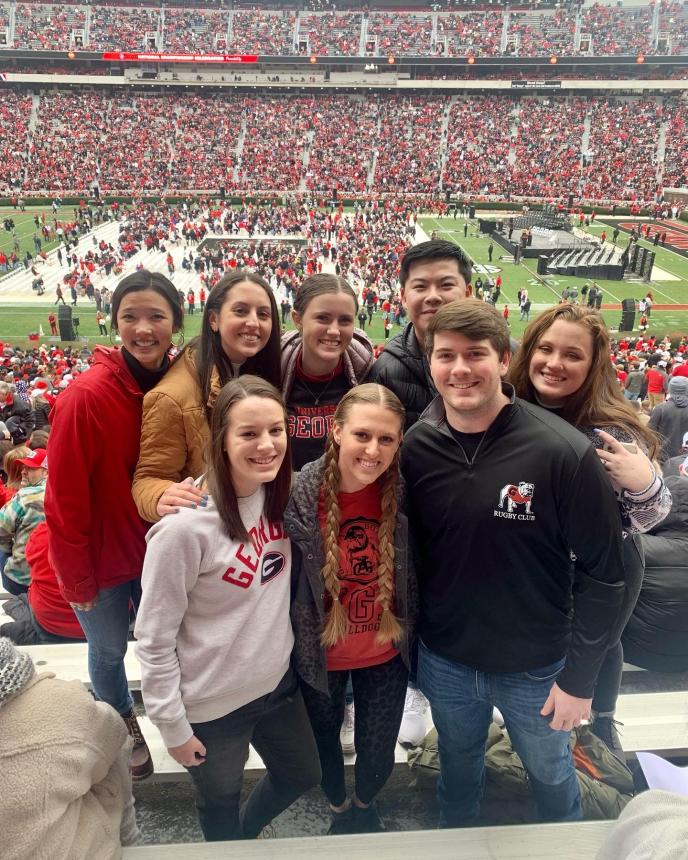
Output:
[18, 239, 671, 845]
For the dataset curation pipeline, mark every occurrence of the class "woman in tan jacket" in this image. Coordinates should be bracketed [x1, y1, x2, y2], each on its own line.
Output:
[133, 270, 281, 522]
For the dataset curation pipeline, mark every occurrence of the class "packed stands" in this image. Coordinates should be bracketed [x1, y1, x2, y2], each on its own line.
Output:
[237, 95, 309, 190]
[658, 0, 688, 54]
[510, 98, 588, 197]
[0, 3, 686, 57]
[304, 95, 377, 193]
[374, 96, 444, 192]
[365, 11, 433, 55]
[23, 92, 104, 193]
[162, 9, 227, 53]
[3, 91, 688, 204]
[436, 11, 503, 56]
[506, 9, 576, 57]
[663, 98, 688, 187]
[88, 6, 161, 52]
[0, 91, 31, 193]
[230, 10, 296, 56]
[580, 99, 664, 201]
[298, 11, 361, 56]
[579, 3, 654, 56]
[168, 95, 244, 191]
[442, 96, 512, 196]
[13, 3, 86, 50]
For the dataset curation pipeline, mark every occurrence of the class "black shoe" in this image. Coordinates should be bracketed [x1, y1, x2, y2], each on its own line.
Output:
[351, 802, 386, 833]
[592, 715, 625, 761]
[327, 807, 355, 835]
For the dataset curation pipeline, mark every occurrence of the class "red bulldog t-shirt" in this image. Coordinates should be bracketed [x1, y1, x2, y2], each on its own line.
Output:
[318, 481, 399, 671]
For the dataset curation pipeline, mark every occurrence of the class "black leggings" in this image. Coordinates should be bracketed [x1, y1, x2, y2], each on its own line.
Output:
[592, 536, 645, 715]
[300, 655, 408, 807]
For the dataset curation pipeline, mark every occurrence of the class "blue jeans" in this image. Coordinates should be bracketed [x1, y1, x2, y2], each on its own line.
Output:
[73, 579, 142, 716]
[417, 641, 581, 827]
[624, 390, 640, 401]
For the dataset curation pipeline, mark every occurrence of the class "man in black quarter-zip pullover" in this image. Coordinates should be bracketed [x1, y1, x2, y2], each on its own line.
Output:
[401, 300, 625, 828]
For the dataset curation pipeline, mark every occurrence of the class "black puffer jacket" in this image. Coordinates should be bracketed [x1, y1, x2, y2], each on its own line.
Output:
[367, 324, 437, 432]
[622, 474, 688, 672]
[0, 394, 34, 444]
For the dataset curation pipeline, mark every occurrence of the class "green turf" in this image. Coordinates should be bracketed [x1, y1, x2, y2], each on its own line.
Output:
[0, 206, 62, 262]
[420, 216, 688, 341]
[0, 304, 393, 347]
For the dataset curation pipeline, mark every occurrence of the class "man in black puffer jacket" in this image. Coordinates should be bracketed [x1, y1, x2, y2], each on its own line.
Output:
[0, 382, 34, 444]
[622, 474, 688, 673]
[368, 241, 472, 431]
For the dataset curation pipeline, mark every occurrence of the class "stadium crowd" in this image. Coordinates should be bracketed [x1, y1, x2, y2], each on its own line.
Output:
[4, 91, 688, 206]
[4, 2, 688, 57]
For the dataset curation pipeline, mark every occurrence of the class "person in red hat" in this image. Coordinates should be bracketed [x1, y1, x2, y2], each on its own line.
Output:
[0, 448, 48, 595]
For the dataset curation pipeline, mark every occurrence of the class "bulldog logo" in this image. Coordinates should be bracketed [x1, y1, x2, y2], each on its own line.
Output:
[499, 482, 534, 514]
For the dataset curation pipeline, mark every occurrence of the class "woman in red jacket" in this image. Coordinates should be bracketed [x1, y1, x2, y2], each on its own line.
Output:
[45, 270, 183, 781]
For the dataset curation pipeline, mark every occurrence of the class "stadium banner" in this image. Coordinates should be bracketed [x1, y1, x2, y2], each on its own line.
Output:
[101, 52, 259, 64]
[511, 80, 563, 89]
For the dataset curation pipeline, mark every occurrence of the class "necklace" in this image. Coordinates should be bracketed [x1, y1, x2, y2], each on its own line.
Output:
[297, 366, 340, 407]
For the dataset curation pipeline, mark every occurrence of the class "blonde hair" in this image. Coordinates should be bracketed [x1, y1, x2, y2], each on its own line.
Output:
[320, 383, 405, 649]
[3, 446, 31, 489]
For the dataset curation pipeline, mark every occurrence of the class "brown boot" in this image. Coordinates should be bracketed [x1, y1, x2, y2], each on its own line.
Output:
[122, 708, 154, 781]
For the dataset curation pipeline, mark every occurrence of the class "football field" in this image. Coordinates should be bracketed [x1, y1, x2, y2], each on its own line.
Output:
[420, 216, 688, 341]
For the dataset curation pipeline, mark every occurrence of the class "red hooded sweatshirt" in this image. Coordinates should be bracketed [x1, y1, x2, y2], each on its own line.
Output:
[45, 347, 151, 604]
[27, 523, 85, 639]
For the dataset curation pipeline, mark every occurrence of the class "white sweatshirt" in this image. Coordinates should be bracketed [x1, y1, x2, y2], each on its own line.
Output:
[135, 487, 294, 749]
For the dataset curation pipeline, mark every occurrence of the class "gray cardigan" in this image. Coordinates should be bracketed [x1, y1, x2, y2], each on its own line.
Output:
[284, 456, 418, 695]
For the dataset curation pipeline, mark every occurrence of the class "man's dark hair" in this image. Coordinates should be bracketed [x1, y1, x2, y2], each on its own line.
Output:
[400, 240, 473, 290]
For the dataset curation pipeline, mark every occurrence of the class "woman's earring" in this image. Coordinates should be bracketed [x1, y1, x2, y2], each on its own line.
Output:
[173, 330, 185, 347]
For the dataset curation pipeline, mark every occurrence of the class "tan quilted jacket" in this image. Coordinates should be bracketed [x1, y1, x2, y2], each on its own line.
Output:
[133, 347, 221, 523]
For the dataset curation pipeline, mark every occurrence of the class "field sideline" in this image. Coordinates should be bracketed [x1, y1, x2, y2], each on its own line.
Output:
[419, 216, 688, 340]
[2, 208, 688, 345]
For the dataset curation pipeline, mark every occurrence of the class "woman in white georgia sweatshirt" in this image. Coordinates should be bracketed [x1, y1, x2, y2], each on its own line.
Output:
[135, 376, 320, 841]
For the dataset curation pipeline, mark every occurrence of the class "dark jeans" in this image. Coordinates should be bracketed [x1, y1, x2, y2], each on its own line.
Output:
[592, 535, 645, 715]
[301, 654, 408, 806]
[0, 593, 82, 645]
[418, 641, 581, 827]
[187, 668, 320, 841]
[73, 579, 142, 716]
[1, 570, 28, 596]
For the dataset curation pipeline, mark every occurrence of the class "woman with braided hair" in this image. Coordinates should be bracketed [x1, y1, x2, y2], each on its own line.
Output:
[285, 383, 418, 835]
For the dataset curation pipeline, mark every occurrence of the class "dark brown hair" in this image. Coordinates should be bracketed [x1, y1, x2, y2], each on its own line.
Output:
[425, 299, 511, 359]
[194, 271, 281, 420]
[507, 304, 659, 458]
[207, 375, 291, 542]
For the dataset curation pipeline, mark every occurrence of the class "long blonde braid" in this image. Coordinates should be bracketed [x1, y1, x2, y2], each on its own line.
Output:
[320, 434, 349, 647]
[319, 383, 405, 648]
[375, 447, 404, 645]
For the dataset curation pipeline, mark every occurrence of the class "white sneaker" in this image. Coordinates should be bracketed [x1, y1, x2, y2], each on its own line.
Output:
[340, 702, 355, 754]
[398, 687, 429, 748]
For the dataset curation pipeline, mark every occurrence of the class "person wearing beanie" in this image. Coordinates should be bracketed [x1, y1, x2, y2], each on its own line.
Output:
[649, 376, 688, 463]
[0, 638, 140, 859]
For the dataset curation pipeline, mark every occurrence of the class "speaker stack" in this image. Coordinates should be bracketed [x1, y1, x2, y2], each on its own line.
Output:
[619, 298, 636, 332]
[58, 304, 74, 341]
